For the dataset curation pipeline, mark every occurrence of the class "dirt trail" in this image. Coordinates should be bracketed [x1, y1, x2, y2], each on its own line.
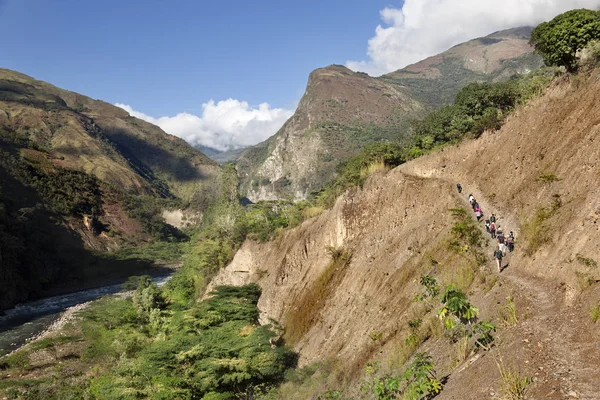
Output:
[398, 163, 599, 399]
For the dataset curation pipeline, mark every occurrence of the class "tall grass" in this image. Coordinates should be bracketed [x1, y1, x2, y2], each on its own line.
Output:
[359, 159, 389, 181]
[494, 353, 531, 400]
[303, 206, 325, 219]
[497, 296, 519, 327]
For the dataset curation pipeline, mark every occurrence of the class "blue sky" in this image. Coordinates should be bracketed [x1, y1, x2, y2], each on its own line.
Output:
[0, 0, 392, 115]
[1, 0, 598, 150]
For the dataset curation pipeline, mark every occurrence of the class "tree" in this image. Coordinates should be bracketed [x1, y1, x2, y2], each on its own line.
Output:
[530, 9, 600, 71]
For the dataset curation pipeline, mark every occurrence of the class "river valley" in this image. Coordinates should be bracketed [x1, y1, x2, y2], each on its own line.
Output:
[0, 275, 172, 356]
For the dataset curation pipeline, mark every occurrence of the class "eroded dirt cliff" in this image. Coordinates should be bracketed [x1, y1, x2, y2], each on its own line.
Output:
[211, 72, 600, 398]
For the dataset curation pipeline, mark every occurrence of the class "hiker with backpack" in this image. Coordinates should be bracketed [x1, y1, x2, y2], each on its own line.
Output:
[497, 226, 504, 243]
[490, 213, 496, 224]
[485, 220, 491, 233]
[475, 206, 483, 222]
[494, 246, 504, 272]
[457, 183, 462, 193]
[499, 240, 507, 256]
[490, 222, 496, 239]
[507, 232, 515, 252]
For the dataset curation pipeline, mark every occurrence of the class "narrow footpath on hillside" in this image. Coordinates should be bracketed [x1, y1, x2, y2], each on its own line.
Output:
[398, 163, 600, 400]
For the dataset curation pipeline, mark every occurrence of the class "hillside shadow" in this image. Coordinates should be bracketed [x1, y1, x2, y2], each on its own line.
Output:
[0, 163, 172, 313]
[100, 126, 207, 183]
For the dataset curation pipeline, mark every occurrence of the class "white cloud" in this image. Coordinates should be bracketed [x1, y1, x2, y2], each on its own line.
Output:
[347, 0, 600, 76]
[115, 100, 294, 152]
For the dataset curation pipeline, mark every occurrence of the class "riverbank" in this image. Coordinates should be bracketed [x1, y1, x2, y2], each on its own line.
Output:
[29, 263, 180, 309]
[2, 301, 94, 359]
[0, 274, 172, 357]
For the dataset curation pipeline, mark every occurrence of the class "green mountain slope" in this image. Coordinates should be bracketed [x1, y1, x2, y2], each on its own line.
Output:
[237, 27, 542, 201]
[0, 69, 220, 309]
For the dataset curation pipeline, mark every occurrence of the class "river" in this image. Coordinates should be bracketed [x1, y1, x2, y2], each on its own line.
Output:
[0, 275, 172, 357]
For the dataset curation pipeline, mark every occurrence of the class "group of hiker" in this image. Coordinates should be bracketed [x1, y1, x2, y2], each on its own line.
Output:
[457, 184, 515, 273]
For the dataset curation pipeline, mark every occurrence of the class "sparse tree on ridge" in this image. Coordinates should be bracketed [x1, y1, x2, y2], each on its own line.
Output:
[530, 8, 600, 71]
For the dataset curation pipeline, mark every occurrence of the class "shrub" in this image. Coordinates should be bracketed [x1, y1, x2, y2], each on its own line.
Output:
[335, 142, 405, 189]
[87, 285, 296, 399]
[448, 208, 486, 265]
[408, 71, 553, 158]
[415, 275, 439, 301]
[536, 172, 560, 183]
[576, 254, 598, 268]
[530, 9, 600, 71]
[581, 40, 600, 68]
[362, 353, 443, 400]
[438, 286, 479, 329]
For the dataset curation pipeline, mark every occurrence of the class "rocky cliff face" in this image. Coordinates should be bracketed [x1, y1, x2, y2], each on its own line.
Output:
[237, 28, 543, 202]
[237, 65, 423, 201]
[210, 72, 600, 398]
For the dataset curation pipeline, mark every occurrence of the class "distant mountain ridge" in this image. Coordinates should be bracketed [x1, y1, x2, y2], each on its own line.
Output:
[196, 145, 247, 164]
[237, 27, 543, 201]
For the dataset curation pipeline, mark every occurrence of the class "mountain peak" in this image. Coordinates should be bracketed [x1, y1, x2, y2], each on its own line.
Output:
[237, 26, 542, 202]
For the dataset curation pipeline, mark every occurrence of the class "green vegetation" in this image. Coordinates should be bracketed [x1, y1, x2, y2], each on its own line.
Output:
[438, 286, 479, 329]
[1, 284, 295, 399]
[0, 144, 102, 218]
[415, 275, 440, 301]
[0, 129, 185, 309]
[123, 194, 186, 242]
[0, 22, 569, 398]
[408, 71, 553, 158]
[332, 142, 404, 189]
[112, 241, 185, 263]
[382, 46, 543, 110]
[576, 253, 598, 268]
[87, 284, 295, 399]
[361, 354, 442, 400]
[530, 9, 600, 71]
[448, 208, 486, 265]
[581, 40, 600, 68]
[438, 285, 496, 354]
[244, 200, 307, 242]
[235, 69, 554, 245]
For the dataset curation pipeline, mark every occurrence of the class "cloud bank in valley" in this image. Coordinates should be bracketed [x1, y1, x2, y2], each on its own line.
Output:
[347, 0, 600, 76]
[116, 100, 293, 152]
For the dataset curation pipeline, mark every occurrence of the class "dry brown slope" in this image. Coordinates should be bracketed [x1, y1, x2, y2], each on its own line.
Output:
[211, 72, 600, 398]
[397, 72, 600, 399]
